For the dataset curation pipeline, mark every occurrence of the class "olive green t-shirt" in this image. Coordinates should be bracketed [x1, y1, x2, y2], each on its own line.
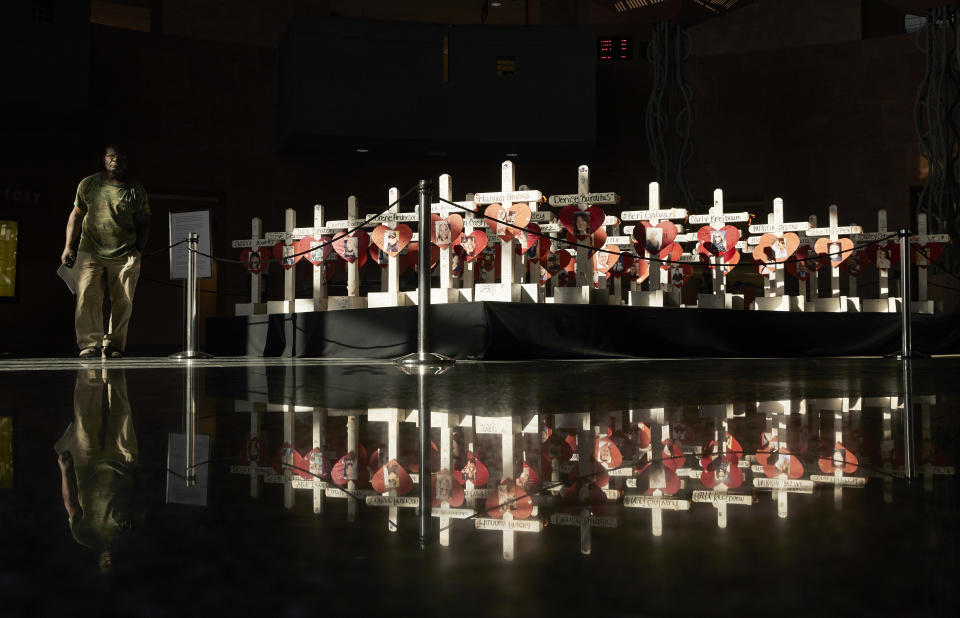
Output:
[74, 173, 150, 259]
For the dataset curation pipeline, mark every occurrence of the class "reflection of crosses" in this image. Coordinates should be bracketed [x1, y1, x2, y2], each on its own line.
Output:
[696, 403, 750, 528]
[323, 415, 375, 522]
[473, 413, 540, 561]
[809, 397, 865, 509]
[752, 400, 814, 518]
[430, 411, 475, 547]
[366, 407, 417, 532]
[624, 489, 690, 537]
[287, 410, 329, 513]
[621, 182, 687, 291]
[549, 508, 618, 555]
[472, 160, 543, 287]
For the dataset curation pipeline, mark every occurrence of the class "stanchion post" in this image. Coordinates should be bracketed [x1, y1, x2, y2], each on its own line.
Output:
[901, 359, 916, 480]
[899, 229, 912, 359]
[171, 232, 213, 360]
[418, 366, 430, 545]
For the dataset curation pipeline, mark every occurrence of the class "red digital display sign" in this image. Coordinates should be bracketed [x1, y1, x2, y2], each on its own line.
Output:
[598, 36, 632, 61]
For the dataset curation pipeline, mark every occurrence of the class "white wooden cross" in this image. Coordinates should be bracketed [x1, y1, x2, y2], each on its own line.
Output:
[257, 209, 299, 312]
[229, 366, 271, 497]
[623, 408, 690, 536]
[688, 189, 750, 295]
[809, 397, 866, 509]
[747, 198, 810, 297]
[473, 161, 543, 292]
[472, 414, 542, 561]
[620, 181, 687, 294]
[265, 205, 342, 311]
[912, 214, 951, 305]
[432, 175, 473, 294]
[693, 403, 751, 528]
[324, 196, 365, 299]
[752, 400, 813, 518]
[806, 204, 862, 300]
[547, 165, 620, 290]
[230, 217, 271, 309]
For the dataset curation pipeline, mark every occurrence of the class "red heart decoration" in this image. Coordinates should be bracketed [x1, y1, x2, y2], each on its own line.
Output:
[666, 263, 693, 287]
[295, 236, 332, 266]
[594, 436, 623, 470]
[839, 250, 870, 275]
[786, 245, 828, 280]
[516, 462, 541, 494]
[370, 459, 414, 495]
[753, 233, 800, 264]
[514, 222, 541, 255]
[454, 230, 488, 263]
[817, 442, 860, 475]
[865, 241, 901, 268]
[484, 203, 532, 242]
[453, 453, 490, 487]
[600, 249, 634, 278]
[657, 243, 683, 270]
[431, 214, 463, 249]
[697, 226, 740, 261]
[640, 465, 681, 496]
[432, 469, 465, 507]
[272, 242, 300, 270]
[700, 434, 743, 468]
[485, 478, 533, 519]
[661, 440, 687, 471]
[703, 249, 741, 273]
[406, 242, 440, 272]
[700, 457, 745, 490]
[558, 204, 605, 240]
[369, 244, 390, 268]
[762, 446, 804, 479]
[331, 451, 367, 487]
[371, 224, 413, 257]
[332, 231, 370, 266]
[628, 257, 651, 283]
[539, 250, 573, 282]
[912, 242, 944, 269]
[636, 422, 652, 449]
[634, 221, 678, 254]
[240, 247, 271, 274]
[567, 227, 607, 250]
[814, 237, 855, 267]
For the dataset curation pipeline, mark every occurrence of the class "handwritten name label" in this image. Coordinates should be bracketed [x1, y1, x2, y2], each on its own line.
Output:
[430, 507, 475, 519]
[229, 465, 272, 474]
[291, 479, 329, 490]
[621, 208, 688, 221]
[365, 495, 420, 507]
[476, 416, 513, 434]
[604, 236, 632, 246]
[474, 190, 543, 204]
[325, 219, 368, 229]
[807, 225, 863, 236]
[623, 495, 690, 510]
[474, 518, 543, 532]
[369, 212, 421, 223]
[547, 192, 618, 206]
[464, 488, 493, 499]
[231, 239, 271, 248]
[550, 513, 618, 528]
[529, 211, 554, 223]
[810, 475, 867, 487]
[692, 491, 752, 505]
[748, 222, 809, 234]
[688, 212, 750, 225]
[752, 478, 814, 492]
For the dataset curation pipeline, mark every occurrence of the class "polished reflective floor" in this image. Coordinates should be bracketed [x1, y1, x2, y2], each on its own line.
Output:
[1, 358, 958, 617]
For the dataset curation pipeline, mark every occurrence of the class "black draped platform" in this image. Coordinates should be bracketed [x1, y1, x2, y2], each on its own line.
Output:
[205, 302, 960, 359]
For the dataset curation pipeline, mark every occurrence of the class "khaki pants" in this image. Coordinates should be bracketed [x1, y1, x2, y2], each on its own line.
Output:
[75, 250, 141, 351]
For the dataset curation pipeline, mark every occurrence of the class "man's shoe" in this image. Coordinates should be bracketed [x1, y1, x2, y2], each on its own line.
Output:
[78, 347, 100, 359]
[103, 347, 123, 359]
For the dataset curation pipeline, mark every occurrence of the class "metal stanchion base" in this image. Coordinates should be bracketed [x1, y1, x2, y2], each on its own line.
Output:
[394, 352, 455, 374]
[169, 350, 214, 360]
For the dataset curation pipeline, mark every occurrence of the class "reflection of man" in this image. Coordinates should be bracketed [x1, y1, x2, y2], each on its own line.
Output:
[61, 144, 150, 359]
[56, 369, 141, 573]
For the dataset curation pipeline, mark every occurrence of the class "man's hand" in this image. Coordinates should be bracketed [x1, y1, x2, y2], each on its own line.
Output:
[61, 247, 76, 267]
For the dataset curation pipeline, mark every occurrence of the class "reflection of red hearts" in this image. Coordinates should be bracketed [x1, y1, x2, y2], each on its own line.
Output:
[240, 247, 271, 274]
[484, 203, 532, 242]
[273, 444, 312, 479]
[272, 243, 299, 270]
[485, 479, 533, 519]
[453, 453, 490, 487]
[594, 436, 623, 470]
[371, 459, 414, 495]
[406, 242, 440, 272]
[865, 241, 901, 268]
[636, 423, 652, 448]
[432, 469, 465, 507]
[634, 221, 678, 254]
[641, 465, 681, 496]
[430, 214, 463, 249]
[661, 440, 686, 470]
[696, 226, 740, 261]
[454, 230, 488, 263]
[331, 451, 367, 487]
[514, 222, 541, 255]
[666, 263, 693, 288]
[911, 242, 943, 268]
[700, 459, 744, 490]
[332, 231, 370, 267]
[558, 204, 605, 240]
[786, 245, 828, 280]
[517, 462, 541, 494]
[371, 224, 413, 257]
[562, 480, 606, 506]
[752, 233, 800, 264]
[762, 447, 804, 479]
[814, 237, 855, 267]
[817, 442, 859, 475]
[295, 236, 332, 266]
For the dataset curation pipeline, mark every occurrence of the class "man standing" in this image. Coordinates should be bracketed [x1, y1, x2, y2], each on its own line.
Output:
[61, 145, 150, 359]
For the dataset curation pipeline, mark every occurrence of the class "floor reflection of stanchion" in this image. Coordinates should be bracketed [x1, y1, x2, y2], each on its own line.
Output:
[901, 359, 917, 481]
[395, 179, 456, 548]
[185, 366, 197, 487]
